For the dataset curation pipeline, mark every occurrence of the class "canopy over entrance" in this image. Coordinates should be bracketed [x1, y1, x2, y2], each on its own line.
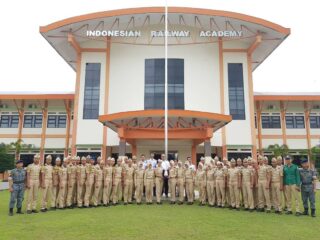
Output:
[98, 109, 232, 145]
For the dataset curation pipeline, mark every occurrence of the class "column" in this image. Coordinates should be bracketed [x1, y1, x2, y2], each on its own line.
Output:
[204, 139, 212, 164]
[119, 139, 126, 158]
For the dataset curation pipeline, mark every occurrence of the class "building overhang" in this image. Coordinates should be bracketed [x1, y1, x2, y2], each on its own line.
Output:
[98, 109, 232, 144]
[39, 6, 290, 71]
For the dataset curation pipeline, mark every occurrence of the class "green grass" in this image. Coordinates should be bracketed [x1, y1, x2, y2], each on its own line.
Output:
[0, 190, 319, 240]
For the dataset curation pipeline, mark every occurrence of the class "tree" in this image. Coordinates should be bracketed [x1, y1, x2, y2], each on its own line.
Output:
[267, 144, 289, 158]
[310, 146, 320, 170]
[0, 143, 15, 173]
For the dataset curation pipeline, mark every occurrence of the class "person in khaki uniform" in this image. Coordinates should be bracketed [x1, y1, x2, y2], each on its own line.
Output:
[249, 159, 259, 209]
[40, 155, 53, 212]
[76, 156, 87, 208]
[236, 158, 244, 206]
[51, 157, 61, 210]
[214, 162, 226, 208]
[241, 158, 254, 212]
[144, 162, 155, 204]
[66, 156, 77, 208]
[135, 161, 145, 205]
[206, 164, 216, 207]
[154, 160, 163, 204]
[131, 156, 138, 200]
[222, 158, 230, 206]
[123, 159, 135, 205]
[168, 161, 178, 204]
[270, 158, 283, 214]
[227, 159, 241, 210]
[95, 156, 104, 204]
[277, 156, 286, 210]
[26, 154, 41, 214]
[102, 157, 113, 206]
[93, 160, 104, 207]
[257, 155, 271, 212]
[58, 158, 68, 209]
[184, 161, 195, 205]
[196, 163, 207, 206]
[112, 159, 123, 205]
[176, 161, 185, 204]
[84, 156, 95, 207]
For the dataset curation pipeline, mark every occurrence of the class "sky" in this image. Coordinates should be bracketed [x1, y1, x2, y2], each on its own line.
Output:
[0, 0, 319, 93]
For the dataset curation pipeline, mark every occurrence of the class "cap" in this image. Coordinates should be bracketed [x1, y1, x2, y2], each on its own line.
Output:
[16, 160, 23, 164]
[301, 159, 308, 164]
[284, 155, 291, 160]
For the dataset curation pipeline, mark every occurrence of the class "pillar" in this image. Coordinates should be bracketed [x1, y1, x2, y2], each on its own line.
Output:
[204, 139, 212, 163]
[119, 139, 126, 157]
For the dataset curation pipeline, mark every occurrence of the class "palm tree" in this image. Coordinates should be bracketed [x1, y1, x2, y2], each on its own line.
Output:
[10, 139, 23, 160]
[267, 144, 289, 158]
[310, 146, 320, 168]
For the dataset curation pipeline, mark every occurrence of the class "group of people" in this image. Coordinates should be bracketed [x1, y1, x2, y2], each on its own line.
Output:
[8, 153, 317, 217]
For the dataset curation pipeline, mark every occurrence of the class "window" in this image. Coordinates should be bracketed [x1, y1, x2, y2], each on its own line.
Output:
[47, 115, 67, 128]
[144, 58, 184, 110]
[228, 63, 245, 120]
[83, 63, 101, 119]
[261, 116, 281, 128]
[0, 115, 18, 128]
[310, 116, 320, 128]
[285, 116, 305, 129]
[23, 115, 42, 128]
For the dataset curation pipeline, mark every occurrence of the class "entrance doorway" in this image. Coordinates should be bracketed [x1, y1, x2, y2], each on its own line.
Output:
[152, 151, 178, 161]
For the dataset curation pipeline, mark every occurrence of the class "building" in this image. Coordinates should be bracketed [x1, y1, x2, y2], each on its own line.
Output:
[0, 7, 319, 165]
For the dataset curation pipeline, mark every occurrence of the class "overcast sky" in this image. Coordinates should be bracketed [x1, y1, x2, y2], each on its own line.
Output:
[0, 0, 319, 93]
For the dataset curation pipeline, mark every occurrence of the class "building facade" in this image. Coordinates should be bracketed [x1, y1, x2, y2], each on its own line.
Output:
[0, 7, 319, 165]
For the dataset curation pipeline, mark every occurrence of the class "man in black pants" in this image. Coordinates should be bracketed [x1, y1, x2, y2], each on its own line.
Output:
[161, 154, 170, 198]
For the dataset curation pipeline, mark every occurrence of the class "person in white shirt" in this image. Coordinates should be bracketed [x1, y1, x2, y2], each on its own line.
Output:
[140, 154, 147, 169]
[149, 153, 157, 169]
[161, 154, 170, 198]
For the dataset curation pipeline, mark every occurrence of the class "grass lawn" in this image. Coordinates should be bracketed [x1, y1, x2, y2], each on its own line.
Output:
[0, 190, 319, 240]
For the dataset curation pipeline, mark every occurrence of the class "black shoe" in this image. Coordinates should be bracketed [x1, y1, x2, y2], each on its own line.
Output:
[303, 208, 309, 216]
[295, 212, 302, 216]
[311, 209, 316, 217]
[17, 208, 24, 214]
[286, 211, 293, 215]
[9, 208, 13, 216]
[40, 208, 46, 213]
[32, 210, 38, 213]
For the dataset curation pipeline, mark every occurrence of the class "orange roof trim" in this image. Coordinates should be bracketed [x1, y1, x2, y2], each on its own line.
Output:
[40, 7, 290, 35]
[254, 95, 320, 101]
[98, 109, 232, 123]
[0, 94, 74, 100]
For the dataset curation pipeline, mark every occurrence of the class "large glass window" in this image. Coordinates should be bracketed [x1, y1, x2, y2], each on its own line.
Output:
[83, 63, 101, 119]
[261, 116, 281, 129]
[23, 115, 42, 128]
[285, 115, 305, 129]
[0, 115, 18, 128]
[228, 63, 245, 120]
[310, 116, 320, 128]
[144, 58, 184, 110]
[47, 115, 67, 128]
